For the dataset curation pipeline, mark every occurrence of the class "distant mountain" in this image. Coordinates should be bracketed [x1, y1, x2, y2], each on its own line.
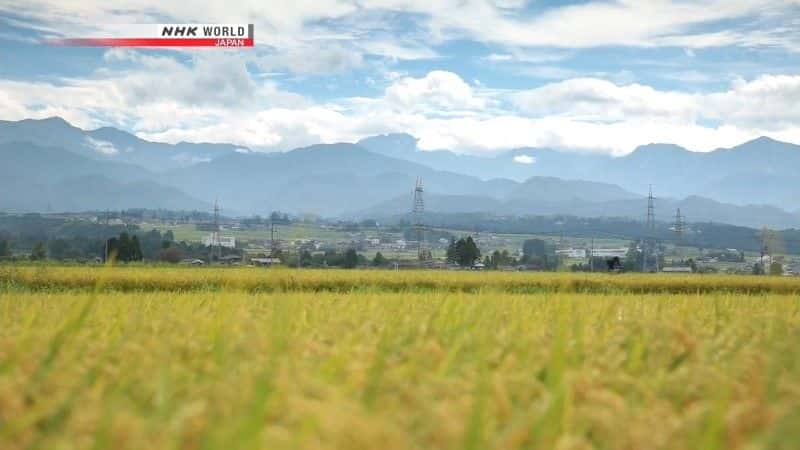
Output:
[355, 191, 800, 229]
[161, 143, 520, 216]
[3, 117, 800, 228]
[358, 133, 800, 211]
[0, 142, 206, 212]
[356, 133, 606, 181]
[594, 138, 800, 203]
[505, 177, 639, 203]
[0, 117, 243, 171]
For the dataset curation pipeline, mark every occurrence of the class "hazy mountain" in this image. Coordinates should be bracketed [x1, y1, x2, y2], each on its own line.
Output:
[162, 143, 520, 216]
[356, 133, 606, 181]
[0, 117, 242, 171]
[505, 177, 639, 203]
[595, 138, 800, 202]
[3, 117, 800, 228]
[358, 133, 800, 211]
[355, 192, 799, 229]
[0, 142, 206, 212]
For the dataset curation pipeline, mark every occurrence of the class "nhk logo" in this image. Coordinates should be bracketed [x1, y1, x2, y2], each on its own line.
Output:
[51, 24, 254, 48]
[160, 25, 248, 38]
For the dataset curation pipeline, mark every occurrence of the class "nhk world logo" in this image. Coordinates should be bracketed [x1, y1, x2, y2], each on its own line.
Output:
[51, 24, 254, 48]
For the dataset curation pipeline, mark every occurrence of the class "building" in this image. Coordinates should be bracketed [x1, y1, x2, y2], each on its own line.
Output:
[591, 248, 628, 259]
[251, 257, 282, 267]
[662, 266, 692, 273]
[202, 234, 236, 248]
[219, 255, 242, 265]
[556, 248, 587, 258]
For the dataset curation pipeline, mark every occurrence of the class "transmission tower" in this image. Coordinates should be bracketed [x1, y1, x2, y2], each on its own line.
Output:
[413, 177, 426, 260]
[674, 208, 684, 262]
[213, 198, 222, 262]
[269, 218, 277, 257]
[643, 185, 656, 272]
[759, 227, 773, 275]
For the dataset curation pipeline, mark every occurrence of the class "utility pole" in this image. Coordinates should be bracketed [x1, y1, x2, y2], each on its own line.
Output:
[589, 236, 595, 272]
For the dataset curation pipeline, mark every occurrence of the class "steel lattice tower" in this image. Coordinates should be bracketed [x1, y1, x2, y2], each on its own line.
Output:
[213, 198, 222, 262]
[413, 177, 426, 260]
[270, 219, 277, 257]
[643, 185, 656, 272]
[674, 208, 684, 262]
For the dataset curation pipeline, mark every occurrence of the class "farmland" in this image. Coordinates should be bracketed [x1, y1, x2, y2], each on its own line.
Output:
[1, 267, 799, 449]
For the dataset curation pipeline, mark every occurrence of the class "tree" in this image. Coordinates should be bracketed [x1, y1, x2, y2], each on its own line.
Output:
[769, 261, 783, 276]
[343, 248, 359, 269]
[372, 251, 387, 267]
[31, 241, 46, 260]
[160, 246, 184, 264]
[454, 236, 481, 267]
[446, 237, 457, 263]
[0, 239, 10, 258]
[106, 232, 144, 262]
[299, 250, 312, 267]
[522, 239, 547, 262]
[47, 239, 71, 260]
[488, 249, 515, 269]
[130, 236, 143, 261]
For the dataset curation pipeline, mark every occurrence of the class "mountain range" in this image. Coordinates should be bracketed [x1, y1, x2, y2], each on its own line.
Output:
[1, 117, 799, 229]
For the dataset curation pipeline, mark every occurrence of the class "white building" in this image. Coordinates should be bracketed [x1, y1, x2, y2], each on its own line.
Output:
[556, 248, 588, 258]
[202, 234, 236, 248]
[591, 248, 629, 258]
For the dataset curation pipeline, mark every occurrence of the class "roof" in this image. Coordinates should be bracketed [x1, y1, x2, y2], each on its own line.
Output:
[252, 257, 281, 263]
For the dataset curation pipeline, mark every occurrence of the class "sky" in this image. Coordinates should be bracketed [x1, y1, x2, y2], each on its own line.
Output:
[0, 0, 799, 156]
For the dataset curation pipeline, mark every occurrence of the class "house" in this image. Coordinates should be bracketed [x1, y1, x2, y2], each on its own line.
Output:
[556, 248, 587, 258]
[251, 257, 282, 267]
[202, 234, 236, 248]
[591, 248, 628, 259]
[180, 258, 205, 266]
[662, 266, 692, 273]
[219, 254, 242, 265]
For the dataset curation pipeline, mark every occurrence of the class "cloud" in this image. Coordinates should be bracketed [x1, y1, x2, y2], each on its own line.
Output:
[85, 137, 119, 155]
[2, 49, 800, 157]
[513, 78, 699, 123]
[3, 0, 798, 60]
[383, 70, 486, 113]
[513, 154, 535, 164]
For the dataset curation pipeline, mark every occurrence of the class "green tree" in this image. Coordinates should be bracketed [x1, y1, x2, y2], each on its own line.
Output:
[31, 241, 46, 260]
[47, 239, 71, 260]
[372, 251, 387, 267]
[454, 236, 481, 267]
[299, 250, 312, 267]
[119, 232, 132, 261]
[0, 239, 10, 258]
[445, 237, 457, 263]
[522, 239, 547, 262]
[769, 261, 783, 276]
[160, 246, 184, 264]
[343, 248, 359, 269]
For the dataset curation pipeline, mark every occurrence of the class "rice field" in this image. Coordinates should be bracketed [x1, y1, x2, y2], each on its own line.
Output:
[1, 267, 799, 449]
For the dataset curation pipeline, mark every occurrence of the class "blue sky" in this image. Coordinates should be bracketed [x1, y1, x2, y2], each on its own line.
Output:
[0, 0, 799, 155]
